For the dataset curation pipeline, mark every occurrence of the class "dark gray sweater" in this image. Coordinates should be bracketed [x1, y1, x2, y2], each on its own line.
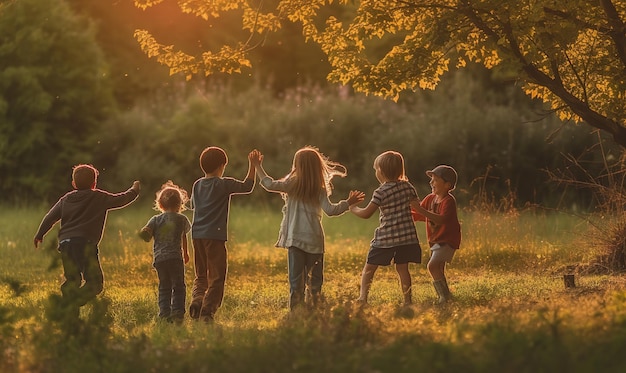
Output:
[35, 187, 139, 244]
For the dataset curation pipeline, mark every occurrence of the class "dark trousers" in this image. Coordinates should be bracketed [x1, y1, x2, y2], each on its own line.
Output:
[58, 238, 104, 313]
[288, 247, 323, 310]
[191, 239, 227, 317]
[155, 258, 186, 318]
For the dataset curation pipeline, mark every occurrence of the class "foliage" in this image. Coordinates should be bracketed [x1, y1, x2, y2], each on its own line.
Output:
[548, 147, 626, 272]
[65, 0, 175, 108]
[2, 205, 626, 372]
[134, 1, 626, 147]
[93, 71, 619, 209]
[0, 0, 114, 201]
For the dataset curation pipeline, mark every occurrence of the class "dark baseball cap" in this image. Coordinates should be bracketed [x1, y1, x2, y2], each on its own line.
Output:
[426, 165, 457, 190]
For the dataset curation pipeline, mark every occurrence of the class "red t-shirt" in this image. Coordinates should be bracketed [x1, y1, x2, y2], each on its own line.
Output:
[412, 193, 461, 249]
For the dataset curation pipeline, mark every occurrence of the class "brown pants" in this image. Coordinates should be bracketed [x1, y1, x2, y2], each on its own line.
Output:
[191, 239, 227, 317]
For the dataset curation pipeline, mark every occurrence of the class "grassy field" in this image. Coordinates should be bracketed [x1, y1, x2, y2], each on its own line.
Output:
[1, 202, 626, 372]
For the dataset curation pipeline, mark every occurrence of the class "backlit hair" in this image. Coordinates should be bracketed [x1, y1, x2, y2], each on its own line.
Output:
[72, 164, 98, 190]
[199, 146, 228, 174]
[374, 151, 407, 181]
[154, 180, 189, 213]
[284, 146, 347, 205]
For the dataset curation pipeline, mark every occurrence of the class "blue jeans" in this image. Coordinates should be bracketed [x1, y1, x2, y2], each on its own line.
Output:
[154, 258, 186, 318]
[288, 247, 323, 310]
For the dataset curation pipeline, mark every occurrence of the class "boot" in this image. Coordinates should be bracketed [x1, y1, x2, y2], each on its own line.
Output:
[403, 292, 412, 307]
[433, 279, 451, 304]
[402, 286, 412, 307]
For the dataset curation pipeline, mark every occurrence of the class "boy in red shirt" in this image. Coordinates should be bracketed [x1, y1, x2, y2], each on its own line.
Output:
[411, 165, 461, 304]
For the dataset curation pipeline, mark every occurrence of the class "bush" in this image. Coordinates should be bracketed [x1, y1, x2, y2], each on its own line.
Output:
[92, 68, 619, 210]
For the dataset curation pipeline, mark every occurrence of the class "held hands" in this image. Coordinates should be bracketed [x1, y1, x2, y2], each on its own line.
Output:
[249, 149, 263, 167]
[409, 198, 425, 222]
[347, 190, 366, 206]
[409, 198, 424, 212]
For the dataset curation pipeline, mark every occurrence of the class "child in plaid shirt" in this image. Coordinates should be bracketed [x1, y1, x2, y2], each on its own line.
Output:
[350, 151, 421, 306]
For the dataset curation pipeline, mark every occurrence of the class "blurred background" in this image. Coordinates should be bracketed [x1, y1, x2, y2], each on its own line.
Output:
[1, 0, 621, 210]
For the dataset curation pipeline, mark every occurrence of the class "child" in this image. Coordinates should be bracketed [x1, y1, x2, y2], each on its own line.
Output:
[349, 151, 421, 307]
[140, 181, 191, 323]
[33, 164, 140, 319]
[410, 165, 461, 304]
[189, 147, 256, 323]
[250, 147, 364, 310]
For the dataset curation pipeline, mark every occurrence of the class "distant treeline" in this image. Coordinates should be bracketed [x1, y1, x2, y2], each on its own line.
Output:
[0, 0, 620, 209]
[91, 71, 619, 211]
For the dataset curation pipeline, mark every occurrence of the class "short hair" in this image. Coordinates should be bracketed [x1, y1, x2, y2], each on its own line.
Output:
[199, 147, 228, 174]
[374, 151, 406, 181]
[72, 164, 98, 190]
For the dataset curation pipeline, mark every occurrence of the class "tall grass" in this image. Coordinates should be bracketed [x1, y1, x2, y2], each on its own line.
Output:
[1, 203, 626, 372]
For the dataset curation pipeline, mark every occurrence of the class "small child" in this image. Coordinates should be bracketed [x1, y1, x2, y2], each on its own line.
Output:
[350, 151, 421, 306]
[250, 147, 364, 310]
[411, 165, 461, 304]
[34, 164, 140, 319]
[189, 147, 256, 323]
[140, 181, 191, 323]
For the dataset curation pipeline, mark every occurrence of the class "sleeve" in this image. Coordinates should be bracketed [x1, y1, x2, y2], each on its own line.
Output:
[439, 196, 457, 223]
[319, 193, 350, 217]
[260, 176, 290, 193]
[224, 177, 254, 195]
[34, 199, 63, 240]
[411, 194, 431, 222]
[104, 188, 140, 210]
[371, 186, 384, 207]
[409, 183, 419, 200]
[139, 216, 156, 242]
[420, 194, 432, 211]
[411, 208, 425, 222]
[146, 216, 157, 231]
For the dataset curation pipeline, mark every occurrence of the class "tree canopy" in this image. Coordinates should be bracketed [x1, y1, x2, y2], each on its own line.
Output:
[0, 0, 113, 200]
[134, 0, 626, 146]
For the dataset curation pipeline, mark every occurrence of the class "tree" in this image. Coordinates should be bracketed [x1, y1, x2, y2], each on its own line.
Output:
[68, 0, 330, 102]
[0, 0, 114, 201]
[133, 0, 626, 146]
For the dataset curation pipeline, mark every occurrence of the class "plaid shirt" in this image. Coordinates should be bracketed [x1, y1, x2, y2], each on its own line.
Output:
[370, 181, 420, 248]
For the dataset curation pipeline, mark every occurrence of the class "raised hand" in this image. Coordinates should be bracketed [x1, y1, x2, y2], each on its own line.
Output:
[347, 190, 366, 206]
[249, 149, 263, 167]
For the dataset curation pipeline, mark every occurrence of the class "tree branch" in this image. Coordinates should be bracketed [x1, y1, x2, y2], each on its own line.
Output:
[545, 2, 626, 69]
[599, 0, 626, 68]
[562, 51, 588, 103]
[458, 0, 626, 147]
[543, 7, 610, 34]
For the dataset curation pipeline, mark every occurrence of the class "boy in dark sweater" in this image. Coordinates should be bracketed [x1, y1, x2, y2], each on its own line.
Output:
[34, 164, 140, 318]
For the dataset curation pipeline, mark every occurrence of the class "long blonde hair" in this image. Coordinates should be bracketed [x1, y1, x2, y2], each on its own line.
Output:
[283, 146, 347, 204]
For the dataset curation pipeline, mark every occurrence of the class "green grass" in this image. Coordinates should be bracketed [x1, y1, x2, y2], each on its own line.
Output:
[2, 203, 626, 372]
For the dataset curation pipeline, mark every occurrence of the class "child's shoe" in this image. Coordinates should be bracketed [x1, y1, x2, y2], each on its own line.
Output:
[168, 313, 185, 325]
